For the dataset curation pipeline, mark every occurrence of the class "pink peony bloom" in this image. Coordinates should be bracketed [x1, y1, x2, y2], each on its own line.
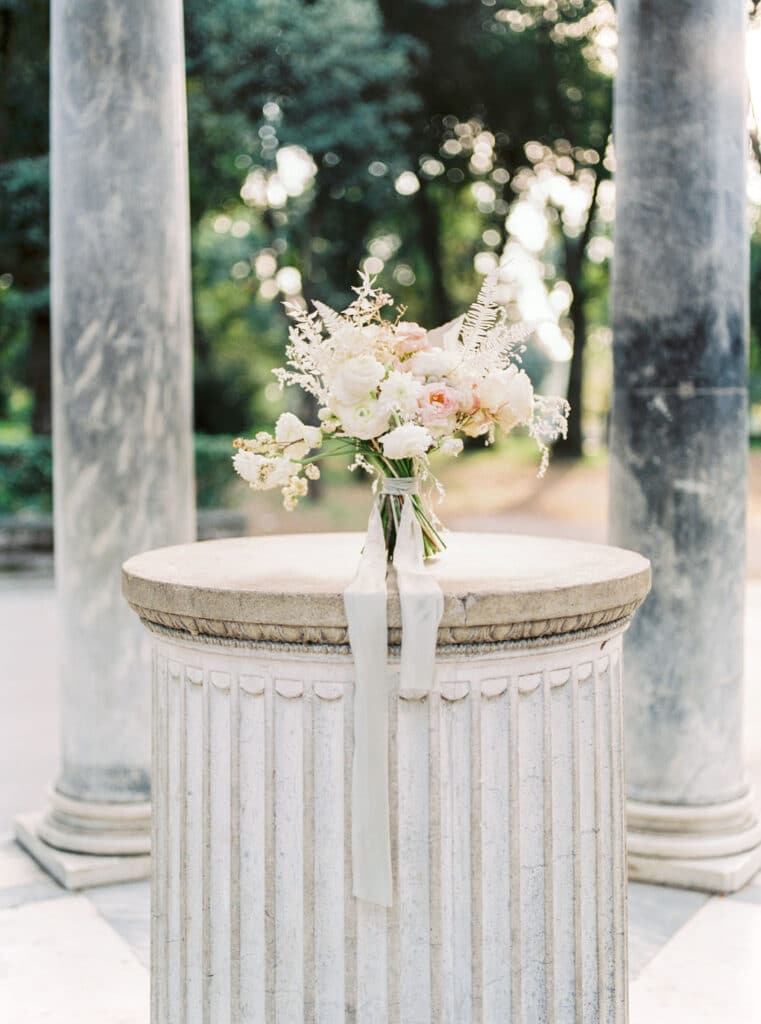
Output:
[395, 321, 430, 356]
[418, 382, 460, 426]
[456, 380, 481, 415]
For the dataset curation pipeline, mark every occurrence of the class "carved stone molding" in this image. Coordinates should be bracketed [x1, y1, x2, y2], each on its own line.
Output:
[127, 598, 642, 649]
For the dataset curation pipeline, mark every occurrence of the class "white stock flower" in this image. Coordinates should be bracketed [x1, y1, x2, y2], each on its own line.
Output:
[233, 451, 299, 490]
[478, 369, 534, 432]
[329, 355, 386, 404]
[232, 450, 269, 486]
[408, 348, 460, 379]
[378, 370, 423, 415]
[380, 422, 434, 460]
[439, 437, 464, 457]
[333, 399, 391, 440]
[275, 411, 304, 443]
[268, 457, 300, 488]
[275, 412, 322, 457]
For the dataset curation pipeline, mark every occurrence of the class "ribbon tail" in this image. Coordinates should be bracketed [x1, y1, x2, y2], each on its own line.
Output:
[394, 499, 445, 702]
[344, 501, 393, 907]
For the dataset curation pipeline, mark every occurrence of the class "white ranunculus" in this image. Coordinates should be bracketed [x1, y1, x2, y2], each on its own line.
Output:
[408, 348, 461, 379]
[329, 355, 386, 404]
[478, 368, 534, 432]
[380, 422, 434, 460]
[378, 370, 423, 415]
[333, 399, 391, 440]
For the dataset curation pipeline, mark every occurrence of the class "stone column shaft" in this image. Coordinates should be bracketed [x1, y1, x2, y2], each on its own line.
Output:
[17, 0, 195, 882]
[610, 0, 761, 890]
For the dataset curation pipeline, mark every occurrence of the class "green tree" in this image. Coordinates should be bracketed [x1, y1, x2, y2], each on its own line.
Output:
[5, 0, 760, 458]
[377, 0, 614, 455]
[0, 0, 50, 433]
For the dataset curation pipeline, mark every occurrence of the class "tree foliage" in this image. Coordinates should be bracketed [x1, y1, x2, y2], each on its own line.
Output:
[2, 0, 757, 455]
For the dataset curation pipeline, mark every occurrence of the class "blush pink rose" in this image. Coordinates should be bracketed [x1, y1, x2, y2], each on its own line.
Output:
[418, 382, 460, 426]
[395, 321, 430, 356]
[461, 409, 492, 437]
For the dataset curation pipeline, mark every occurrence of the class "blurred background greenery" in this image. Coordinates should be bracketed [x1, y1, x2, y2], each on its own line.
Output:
[1, 0, 761, 517]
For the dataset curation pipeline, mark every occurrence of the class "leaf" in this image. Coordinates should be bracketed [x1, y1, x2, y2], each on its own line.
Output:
[461, 274, 500, 347]
[312, 300, 346, 334]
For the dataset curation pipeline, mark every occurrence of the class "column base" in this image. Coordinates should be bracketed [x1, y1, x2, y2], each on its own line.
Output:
[15, 812, 151, 890]
[627, 791, 761, 894]
[15, 791, 151, 890]
[36, 790, 151, 855]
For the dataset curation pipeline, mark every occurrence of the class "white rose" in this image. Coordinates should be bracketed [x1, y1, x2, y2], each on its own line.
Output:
[380, 422, 434, 460]
[378, 370, 423, 415]
[333, 399, 391, 440]
[330, 355, 386, 404]
[408, 348, 461, 379]
[439, 437, 464, 457]
[329, 326, 361, 358]
[478, 369, 534, 432]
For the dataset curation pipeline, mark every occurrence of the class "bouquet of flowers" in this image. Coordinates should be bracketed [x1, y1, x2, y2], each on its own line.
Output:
[233, 273, 569, 558]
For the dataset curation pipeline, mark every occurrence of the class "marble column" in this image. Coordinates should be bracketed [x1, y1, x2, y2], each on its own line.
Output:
[610, 0, 761, 891]
[16, 0, 195, 888]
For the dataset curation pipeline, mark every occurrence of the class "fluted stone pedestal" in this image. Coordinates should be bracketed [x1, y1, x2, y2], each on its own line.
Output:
[16, 0, 195, 888]
[610, 0, 760, 892]
[124, 533, 649, 1023]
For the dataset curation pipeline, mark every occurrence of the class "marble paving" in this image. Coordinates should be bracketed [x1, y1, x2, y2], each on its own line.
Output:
[2, 576, 761, 1020]
[1, 833, 759, 1022]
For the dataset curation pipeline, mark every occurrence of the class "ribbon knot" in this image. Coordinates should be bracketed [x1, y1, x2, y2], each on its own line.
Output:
[344, 487, 444, 907]
[380, 475, 419, 496]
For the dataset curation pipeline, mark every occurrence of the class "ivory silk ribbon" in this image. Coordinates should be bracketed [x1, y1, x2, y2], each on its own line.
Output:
[344, 478, 444, 906]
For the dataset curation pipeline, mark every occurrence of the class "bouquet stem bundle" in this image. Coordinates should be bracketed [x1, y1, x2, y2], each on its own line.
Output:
[371, 457, 446, 559]
[232, 272, 570, 560]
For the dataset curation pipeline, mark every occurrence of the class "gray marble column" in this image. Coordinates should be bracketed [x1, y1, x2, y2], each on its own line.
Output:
[610, 0, 761, 892]
[16, 0, 195, 887]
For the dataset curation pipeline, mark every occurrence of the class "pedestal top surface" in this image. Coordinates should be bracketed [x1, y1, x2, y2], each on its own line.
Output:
[122, 533, 650, 646]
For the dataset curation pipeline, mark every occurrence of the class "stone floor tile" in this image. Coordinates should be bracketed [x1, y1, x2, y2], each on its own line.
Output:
[0, 837, 49, 889]
[630, 896, 761, 1023]
[0, 578, 58, 835]
[0, 880, 68, 911]
[627, 880, 708, 978]
[727, 882, 761, 906]
[0, 895, 149, 1023]
[87, 880, 151, 968]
